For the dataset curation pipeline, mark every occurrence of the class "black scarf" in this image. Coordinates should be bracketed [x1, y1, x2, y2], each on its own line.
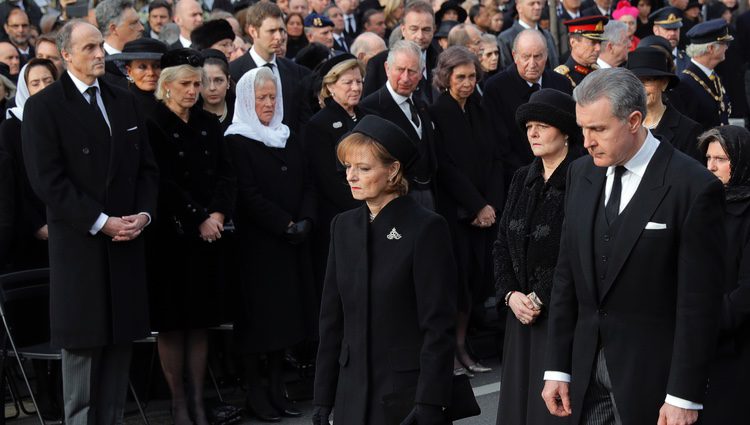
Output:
[720, 126, 750, 202]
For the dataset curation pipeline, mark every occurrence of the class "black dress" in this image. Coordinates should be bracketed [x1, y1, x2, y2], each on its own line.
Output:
[304, 98, 364, 296]
[493, 156, 572, 425]
[226, 133, 317, 353]
[145, 103, 236, 332]
[430, 92, 505, 310]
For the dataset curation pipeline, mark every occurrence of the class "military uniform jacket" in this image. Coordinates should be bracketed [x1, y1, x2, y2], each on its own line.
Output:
[314, 196, 457, 424]
[675, 61, 730, 130]
[22, 72, 159, 349]
[554, 56, 598, 88]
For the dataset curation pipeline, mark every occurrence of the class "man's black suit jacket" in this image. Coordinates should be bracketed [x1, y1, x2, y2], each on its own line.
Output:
[547, 140, 725, 425]
[229, 52, 312, 135]
[362, 43, 440, 103]
[22, 72, 159, 349]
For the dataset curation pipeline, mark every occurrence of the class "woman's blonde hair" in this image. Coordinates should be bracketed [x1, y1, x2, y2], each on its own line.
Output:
[336, 132, 408, 196]
[318, 59, 364, 104]
[155, 64, 203, 101]
[380, 0, 403, 29]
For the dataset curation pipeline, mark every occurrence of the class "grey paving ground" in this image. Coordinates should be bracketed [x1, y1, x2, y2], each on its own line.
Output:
[5, 358, 503, 425]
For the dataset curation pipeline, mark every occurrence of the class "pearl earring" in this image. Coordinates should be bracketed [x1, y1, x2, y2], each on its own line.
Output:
[166, 89, 171, 99]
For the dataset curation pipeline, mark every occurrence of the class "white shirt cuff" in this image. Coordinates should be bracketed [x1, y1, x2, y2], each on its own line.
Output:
[138, 212, 152, 226]
[89, 213, 109, 235]
[544, 371, 572, 382]
[665, 394, 703, 410]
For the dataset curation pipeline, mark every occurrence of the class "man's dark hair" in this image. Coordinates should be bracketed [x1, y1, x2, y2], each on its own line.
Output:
[403, 0, 434, 19]
[469, 4, 482, 24]
[363, 8, 383, 26]
[246, 2, 283, 30]
[149, 0, 173, 17]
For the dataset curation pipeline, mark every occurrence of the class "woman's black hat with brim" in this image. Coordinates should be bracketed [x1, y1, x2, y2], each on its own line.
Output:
[351, 115, 418, 168]
[436, 1, 467, 25]
[516, 88, 580, 144]
[161, 48, 205, 69]
[626, 46, 679, 90]
[107, 37, 168, 62]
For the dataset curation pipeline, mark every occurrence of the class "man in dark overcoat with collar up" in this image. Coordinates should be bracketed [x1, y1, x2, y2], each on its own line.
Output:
[22, 20, 158, 425]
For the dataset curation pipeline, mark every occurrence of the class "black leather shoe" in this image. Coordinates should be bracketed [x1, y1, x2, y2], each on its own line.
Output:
[277, 407, 302, 418]
[245, 387, 281, 422]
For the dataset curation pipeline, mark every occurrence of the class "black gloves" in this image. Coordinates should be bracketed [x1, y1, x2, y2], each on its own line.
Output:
[285, 218, 312, 244]
[400, 404, 448, 425]
[311, 405, 332, 425]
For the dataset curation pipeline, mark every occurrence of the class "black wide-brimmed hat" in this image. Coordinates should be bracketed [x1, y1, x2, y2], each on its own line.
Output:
[191, 19, 236, 51]
[161, 48, 205, 69]
[516, 89, 580, 143]
[107, 38, 168, 62]
[626, 47, 679, 89]
[436, 1, 467, 25]
[351, 115, 418, 168]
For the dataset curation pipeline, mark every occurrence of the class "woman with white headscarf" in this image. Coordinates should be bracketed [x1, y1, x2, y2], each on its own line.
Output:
[226, 66, 317, 421]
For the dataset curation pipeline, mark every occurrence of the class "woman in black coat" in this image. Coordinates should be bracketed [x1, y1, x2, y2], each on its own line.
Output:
[430, 46, 505, 376]
[0, 58, 56, 271]
[697, 125, 750, 424]
[304, 54, 365, 297]
[493, 89, 581, 425]
[313, 115, 456, 425]
[146, 50, 236, 425]
[225, 67, 316, 421]
[107, 38, 167, 119]
[627, 47, 703, 161]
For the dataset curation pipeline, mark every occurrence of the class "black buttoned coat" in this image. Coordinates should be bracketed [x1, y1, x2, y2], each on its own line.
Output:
[314, 196, 456, 424]
[22, 72, 159, 349]
[226, 133, 318, 353]
[651, 103, 703, 162]
[145, 103, 236, 331]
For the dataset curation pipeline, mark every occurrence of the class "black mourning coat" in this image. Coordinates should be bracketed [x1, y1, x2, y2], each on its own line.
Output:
[362, 44, 440, 103]
[482, 66, 572, 185]
[229, 53, 312, 135]
[314, 196, 456, 424]
[22, 72, 159, 349]
[145, 103, 236, 332]
[226, 133, 317, 353]
[0, 114, 47, 272]
[651, 103, 703, 162]
[547, 141, 725, 425]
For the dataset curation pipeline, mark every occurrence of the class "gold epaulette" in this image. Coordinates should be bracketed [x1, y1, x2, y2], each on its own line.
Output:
[591, 64, 600, 70]
[554, 64, 570, 75]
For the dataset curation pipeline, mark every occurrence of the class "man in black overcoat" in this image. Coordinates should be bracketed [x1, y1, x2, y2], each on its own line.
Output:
[541, 68, 725, 425]
[483, 29, 571, 188]
[230, 2, 312, 135]
[362, 1, 439, 104]
[360, 40, 438, 211]
[21, 21, 158, 425]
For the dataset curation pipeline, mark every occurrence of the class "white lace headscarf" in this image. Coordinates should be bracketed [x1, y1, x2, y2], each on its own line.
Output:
[6, 63, 29, 121]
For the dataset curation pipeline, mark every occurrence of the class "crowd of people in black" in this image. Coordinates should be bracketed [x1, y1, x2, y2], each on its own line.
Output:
[0, 0, 749, 424]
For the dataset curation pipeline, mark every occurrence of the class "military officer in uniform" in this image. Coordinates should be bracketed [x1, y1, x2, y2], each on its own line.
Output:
[650, 7, 690, 73]
[555, 16, 608, 88]
[675, 19, 733, 130]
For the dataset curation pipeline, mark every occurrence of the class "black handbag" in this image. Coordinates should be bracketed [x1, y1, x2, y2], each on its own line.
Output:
[381, 374, 481, 424]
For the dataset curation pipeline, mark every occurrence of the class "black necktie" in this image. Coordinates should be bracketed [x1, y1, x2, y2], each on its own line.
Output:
[337, 35, 348, 52]
[85, 86, 98, 108]
[263, 62, 274, 70]
[605, 166, 626, 224]
[347, 16, 355, 34]
[406, 98, 420, 128]
[531, 82, 540, 93]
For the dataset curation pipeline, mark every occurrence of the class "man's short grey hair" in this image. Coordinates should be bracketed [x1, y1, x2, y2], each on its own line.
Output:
[512, 29, 547, 53]
[387, 40, 424, 70]
[446, 23, 479, 49]
[254, 66, 276, 90]
[601, 20, 628, 49]
[686, 42, 715, 58]
[574, 68, 647, 121]
[56, 19, 93, 54]
[95, 0, 135, 37]
[481, 33, 497, 46]
[351, 32, 386, 57]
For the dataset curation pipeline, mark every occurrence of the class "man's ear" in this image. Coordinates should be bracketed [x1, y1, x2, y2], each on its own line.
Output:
[628, 110, 642, 133]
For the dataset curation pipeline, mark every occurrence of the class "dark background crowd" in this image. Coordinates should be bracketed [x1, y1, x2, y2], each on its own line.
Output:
[0, 0, 749, 423]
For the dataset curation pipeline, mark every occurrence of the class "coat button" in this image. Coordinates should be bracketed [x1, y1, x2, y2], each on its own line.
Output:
[601, 255, 607, 262]
[598, 309, 607, 317]
[204, 150, 210, 155]
[192, 208, 197, 213]
[82, 147, 90, 154]
[599, 274, 605, 280]
[281, 165, 288, 171]
[178, 151, 185, 157]
[173, 133, 179, 138]
[184, 171, 189, 178]
[201, 130, 207, 136]
[603, 234, 610, 242]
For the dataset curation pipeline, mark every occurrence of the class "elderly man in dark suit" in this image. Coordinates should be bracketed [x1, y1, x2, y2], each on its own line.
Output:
[230, 1, 311, 135]
[362, 0, 439, 104]
[22, 20, 158, 425]
[541, 67, 725, 425]
[497, 0, 559, 70]
[360, 40, 438, 211]
[483, 29, 571, 188]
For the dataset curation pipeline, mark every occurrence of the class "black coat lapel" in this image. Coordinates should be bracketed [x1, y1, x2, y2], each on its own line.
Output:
[99, 78, 121, 185]
[378, 86, 420, 142]
[599, 142, 673, 301]
[578, 163, 607, 301]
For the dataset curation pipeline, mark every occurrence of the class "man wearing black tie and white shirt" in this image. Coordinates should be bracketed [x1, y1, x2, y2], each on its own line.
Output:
[22, 20, 158, 425]
[541, 68, 725, 425]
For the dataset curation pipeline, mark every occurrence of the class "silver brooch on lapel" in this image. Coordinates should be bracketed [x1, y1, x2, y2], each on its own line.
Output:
[387, 228, 402, 240]
[332, 121, 343, 129]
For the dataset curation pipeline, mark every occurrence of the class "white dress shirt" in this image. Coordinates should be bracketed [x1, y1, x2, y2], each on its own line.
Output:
[179, 34, 192, 48]
[103, 42, 121, 55]
[691, 58, 714, 78]
[386, 81, 422, 138]
[596, 57, 613, 69]
[249, 46, 281, 81]
[344, 13, 357, 33]
[563, 8, 580, 18]
[544, 131, 703, 410]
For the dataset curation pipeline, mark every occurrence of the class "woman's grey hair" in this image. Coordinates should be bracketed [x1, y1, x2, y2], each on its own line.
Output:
[95, 0, 135, 36]
[481, 33, 497, 46]
[387, 40, 425, 72]
[686, 42, 714, 59]
[433, 45, 483, 91]
[253, 67, 276, 90]
[573, 68, 647, 122]
[697, 128, 726, 157]
[155, 64, 203, 100]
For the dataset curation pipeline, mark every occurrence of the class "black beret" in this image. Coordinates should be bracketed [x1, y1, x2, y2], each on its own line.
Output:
[637, 34, 672, 53]
[190, 19, 236, 51]
[317, 53, 356, 79]
[161, 48, 205, 69]
[516, 89, 581, 144]
[294, 42, 331, 71]
[351, 115, 418, 167]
